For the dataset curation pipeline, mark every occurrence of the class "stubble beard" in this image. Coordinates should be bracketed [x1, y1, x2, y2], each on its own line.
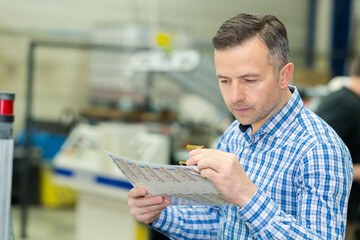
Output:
[231, 91, 282, 127]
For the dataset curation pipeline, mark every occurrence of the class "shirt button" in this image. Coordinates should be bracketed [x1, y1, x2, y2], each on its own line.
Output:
[227, 217, 231, 222]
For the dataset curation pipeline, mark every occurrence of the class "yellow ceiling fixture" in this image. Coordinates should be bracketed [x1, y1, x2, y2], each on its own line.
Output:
[155, 32, 172, 53]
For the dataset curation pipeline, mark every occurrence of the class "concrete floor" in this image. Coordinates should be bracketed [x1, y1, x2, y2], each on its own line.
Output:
[11, 205, 75, 240]
[10, 205, 357, 240]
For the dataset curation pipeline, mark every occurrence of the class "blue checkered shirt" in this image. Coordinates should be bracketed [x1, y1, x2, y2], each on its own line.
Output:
[151, 86, 353, 239]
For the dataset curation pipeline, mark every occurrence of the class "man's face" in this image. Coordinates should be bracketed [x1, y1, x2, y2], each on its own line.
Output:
[215, 37, 286, 132]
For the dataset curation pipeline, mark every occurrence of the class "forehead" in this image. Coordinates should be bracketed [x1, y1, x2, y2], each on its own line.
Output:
[214, 38, 273, 74]
[216, 37, 270, 58]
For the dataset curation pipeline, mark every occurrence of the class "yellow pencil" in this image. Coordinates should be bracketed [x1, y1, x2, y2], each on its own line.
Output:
[186, 144, 204, 152]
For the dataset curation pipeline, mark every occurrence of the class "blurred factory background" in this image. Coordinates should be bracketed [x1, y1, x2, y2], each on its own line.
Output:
[0, 0, 360, 239]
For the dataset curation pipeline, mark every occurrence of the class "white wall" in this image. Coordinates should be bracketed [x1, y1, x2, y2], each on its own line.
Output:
[0, 0, 309, 53]
[0, 0, 359, 134]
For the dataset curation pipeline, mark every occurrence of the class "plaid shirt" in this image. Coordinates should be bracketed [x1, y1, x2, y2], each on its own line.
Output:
[152, 86, 353, 239]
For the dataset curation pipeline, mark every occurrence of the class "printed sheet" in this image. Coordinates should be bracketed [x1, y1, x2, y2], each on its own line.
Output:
[106, 151, 227, 205]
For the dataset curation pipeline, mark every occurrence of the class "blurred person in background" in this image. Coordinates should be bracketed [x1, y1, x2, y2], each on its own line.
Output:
[128, 13, 353, 239]
[316, 57, 360, 240]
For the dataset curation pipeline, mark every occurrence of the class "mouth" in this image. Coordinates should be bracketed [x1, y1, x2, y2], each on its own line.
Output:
[233, 107, 251, 114]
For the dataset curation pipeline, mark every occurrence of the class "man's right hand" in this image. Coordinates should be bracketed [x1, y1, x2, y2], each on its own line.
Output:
[128, 187, 170, 224]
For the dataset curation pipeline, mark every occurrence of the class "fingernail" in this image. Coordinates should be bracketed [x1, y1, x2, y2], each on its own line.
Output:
[164, 200, 170, 206]
[187, 160, 195, 166]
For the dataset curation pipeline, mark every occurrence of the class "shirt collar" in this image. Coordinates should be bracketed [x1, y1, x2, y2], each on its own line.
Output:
[238, 86, 303, 136]
[239, 123, 251, 133]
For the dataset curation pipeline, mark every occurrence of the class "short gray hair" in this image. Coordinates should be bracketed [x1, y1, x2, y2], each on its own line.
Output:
[212, 13, 290, 78]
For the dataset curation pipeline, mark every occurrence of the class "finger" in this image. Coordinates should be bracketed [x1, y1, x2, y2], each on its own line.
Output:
[130, 199, 169, 224]
[131, 200, 169, 216]
[136, 208, 165, 224]
[190, 149, 236, 171]
[199, 168, 217, 181]
[196, 158, 221, 173]
[128, 187, 147, 198]
[189, 148, 203, 157]
[187, 149, 221, 165]
[130, 195, 166, 209]
[186, 150, 206, 166]
[187, 151, 222, 172]
[163, 195, 171, 204]
[189, 148, 220, 156]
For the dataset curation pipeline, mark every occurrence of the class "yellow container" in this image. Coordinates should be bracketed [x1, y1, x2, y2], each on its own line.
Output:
[40, 166, 76, 207]
[135, 221, 150, 240]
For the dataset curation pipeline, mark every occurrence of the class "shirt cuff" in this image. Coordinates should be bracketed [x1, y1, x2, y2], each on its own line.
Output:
[237, 188, 279, 235]
[150, 208, 167, 229]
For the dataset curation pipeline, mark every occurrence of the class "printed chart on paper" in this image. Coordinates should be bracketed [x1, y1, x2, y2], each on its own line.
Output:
[106, 151, 227, 205]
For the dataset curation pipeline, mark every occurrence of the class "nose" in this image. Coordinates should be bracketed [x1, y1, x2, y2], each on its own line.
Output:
[230, 82, 246, 103]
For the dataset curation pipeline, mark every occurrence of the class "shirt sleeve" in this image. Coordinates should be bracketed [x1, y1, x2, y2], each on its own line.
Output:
[151, 205, 220, 240]
[237, 142, 353, 239]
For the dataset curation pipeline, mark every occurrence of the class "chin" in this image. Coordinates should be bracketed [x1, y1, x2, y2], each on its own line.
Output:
[234, 117, 251, 125]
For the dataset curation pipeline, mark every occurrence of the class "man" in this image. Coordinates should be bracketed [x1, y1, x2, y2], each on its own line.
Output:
[128, 13, 353, 239]
[316, 57, 360, 240]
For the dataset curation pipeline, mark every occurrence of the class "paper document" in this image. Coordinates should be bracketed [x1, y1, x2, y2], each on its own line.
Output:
[106, 151, 227, 205]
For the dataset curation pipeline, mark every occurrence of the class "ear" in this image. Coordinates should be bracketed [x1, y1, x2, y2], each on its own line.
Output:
[279, 63, 294, 89]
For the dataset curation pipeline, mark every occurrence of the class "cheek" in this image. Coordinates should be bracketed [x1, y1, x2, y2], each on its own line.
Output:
[220, 88, 231, 103]
[261, 89, 275, 104]
[261, 86, 281, 108]
[252, 86, 273, 108]
[247, 86, 264, 103]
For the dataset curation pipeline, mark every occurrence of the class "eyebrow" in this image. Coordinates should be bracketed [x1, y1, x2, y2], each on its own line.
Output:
[216, 73, 261, 79]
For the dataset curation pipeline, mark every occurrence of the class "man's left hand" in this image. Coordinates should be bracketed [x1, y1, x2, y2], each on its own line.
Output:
[186, 149, 257, 207]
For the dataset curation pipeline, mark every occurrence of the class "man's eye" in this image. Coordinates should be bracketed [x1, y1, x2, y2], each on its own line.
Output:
[245, 79, 256, 83]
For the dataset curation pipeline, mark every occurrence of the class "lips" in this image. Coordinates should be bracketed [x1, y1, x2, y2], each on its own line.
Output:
[234, 107, 251, 114]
